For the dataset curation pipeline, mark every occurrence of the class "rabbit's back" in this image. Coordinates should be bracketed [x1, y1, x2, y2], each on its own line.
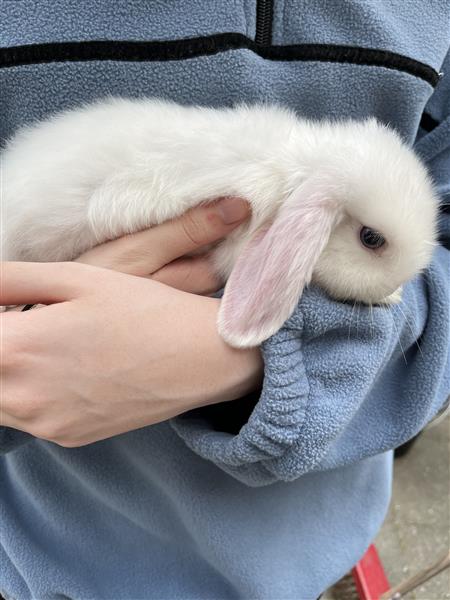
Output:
[1, 99, 298, 262]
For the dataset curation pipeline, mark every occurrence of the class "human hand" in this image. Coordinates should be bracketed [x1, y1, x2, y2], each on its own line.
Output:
[0, 261, 263, 447]
[75, 196, 250, 294]
[0, 196, 264, 446]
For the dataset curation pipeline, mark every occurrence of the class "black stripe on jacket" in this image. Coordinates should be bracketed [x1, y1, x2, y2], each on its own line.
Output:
[0, 34, 441, 87]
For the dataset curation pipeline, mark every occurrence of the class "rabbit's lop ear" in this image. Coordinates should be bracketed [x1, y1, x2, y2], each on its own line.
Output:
[218, 178, 340, 348]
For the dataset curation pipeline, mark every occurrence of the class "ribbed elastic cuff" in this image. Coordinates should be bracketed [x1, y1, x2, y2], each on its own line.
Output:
[171, 309, 311, 486]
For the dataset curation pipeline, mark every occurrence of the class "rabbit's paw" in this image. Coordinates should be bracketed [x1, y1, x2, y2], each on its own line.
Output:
[380, 287, 403, 305]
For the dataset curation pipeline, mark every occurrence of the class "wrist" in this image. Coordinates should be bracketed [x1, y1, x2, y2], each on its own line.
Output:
[179, 296, 264, 411]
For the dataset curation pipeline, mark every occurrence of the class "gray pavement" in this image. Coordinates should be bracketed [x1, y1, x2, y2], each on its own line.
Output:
[326, 417, 450, 599]
[375, 417, 450, 599]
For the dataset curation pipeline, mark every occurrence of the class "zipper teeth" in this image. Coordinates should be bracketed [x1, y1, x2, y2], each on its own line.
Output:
[255, 0, 274, 46]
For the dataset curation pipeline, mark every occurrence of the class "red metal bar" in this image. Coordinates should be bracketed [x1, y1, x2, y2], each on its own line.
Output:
[352, 545, 390, 600]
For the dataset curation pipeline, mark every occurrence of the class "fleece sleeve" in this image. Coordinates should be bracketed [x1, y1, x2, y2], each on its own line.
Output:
[0, 428, 32, 455]
[171, 61, 450, 487]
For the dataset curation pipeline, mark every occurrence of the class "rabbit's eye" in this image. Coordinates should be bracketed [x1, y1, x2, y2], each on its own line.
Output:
[360, 226, 386, 250]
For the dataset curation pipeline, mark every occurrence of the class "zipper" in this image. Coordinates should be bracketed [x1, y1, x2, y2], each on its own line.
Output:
[255, 0, 274, 45]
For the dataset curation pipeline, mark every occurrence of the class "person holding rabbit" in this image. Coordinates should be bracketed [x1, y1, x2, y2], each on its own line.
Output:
[1, 2, 449, 599]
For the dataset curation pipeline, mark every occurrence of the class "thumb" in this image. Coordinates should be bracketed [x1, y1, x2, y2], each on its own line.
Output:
[75, 197, 251, 277]
[0, 261, 96, 306]
[157, 197, 251, 266]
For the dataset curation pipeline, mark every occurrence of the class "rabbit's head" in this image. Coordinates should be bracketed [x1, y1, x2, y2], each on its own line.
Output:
[219, 119, 438, 348]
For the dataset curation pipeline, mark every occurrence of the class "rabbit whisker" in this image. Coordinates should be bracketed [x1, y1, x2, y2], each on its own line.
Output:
[348, 300, 357, 341]
[369, 302, 374, 338]
[385, 304, 408, 365]
[356, 303, 361, 339]
[392, 302, 424, 359]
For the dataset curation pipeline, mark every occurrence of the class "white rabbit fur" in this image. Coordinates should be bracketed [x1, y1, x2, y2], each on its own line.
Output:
[1, 97, 438, 347]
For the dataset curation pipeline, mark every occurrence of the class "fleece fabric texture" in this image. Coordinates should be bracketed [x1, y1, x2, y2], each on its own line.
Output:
[1, 1, 449, 599]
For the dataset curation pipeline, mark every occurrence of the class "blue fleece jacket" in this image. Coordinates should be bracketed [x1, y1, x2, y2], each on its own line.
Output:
[1, 1, 449, 599]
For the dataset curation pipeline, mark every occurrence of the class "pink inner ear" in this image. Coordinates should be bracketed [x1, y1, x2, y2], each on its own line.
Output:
[218, 182, 339, 348]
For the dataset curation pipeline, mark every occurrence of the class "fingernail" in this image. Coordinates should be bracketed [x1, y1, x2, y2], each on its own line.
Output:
[216, 197, 250, 225]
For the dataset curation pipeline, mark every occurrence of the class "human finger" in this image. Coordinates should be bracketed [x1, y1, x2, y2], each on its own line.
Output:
[151, 255, 224, 294]
[0, 261, 99, 306]
[75, 197, 250, 276]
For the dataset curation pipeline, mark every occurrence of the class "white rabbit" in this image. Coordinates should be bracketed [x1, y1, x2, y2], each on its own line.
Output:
[1, 97, 438, 347]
